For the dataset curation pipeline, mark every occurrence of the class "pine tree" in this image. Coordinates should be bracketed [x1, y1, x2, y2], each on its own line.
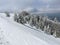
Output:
[29, 16, 33, 27]
[44, 26, 47, 33]
[46, 25, 51, 34]
[14, 13, 18, 22]
[54, 17, 58, 22]
[36, 16, 40, 29]
[53, 30, 57, 37]
[5, 12, 10, 17]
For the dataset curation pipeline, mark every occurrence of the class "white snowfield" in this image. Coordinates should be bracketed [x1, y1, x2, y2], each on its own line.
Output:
[0, 13, 60, 45]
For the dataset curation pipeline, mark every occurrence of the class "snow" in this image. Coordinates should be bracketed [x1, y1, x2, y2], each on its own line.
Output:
[0, 13, 60, 45]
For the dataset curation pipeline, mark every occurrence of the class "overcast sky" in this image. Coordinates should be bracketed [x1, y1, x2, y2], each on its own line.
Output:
[0, 0, 60, 12]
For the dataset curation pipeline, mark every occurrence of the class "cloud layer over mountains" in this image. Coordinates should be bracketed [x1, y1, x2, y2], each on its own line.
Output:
[0, 0, 60, 12]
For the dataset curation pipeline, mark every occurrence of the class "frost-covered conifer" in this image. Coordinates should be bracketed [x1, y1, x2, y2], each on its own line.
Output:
[14, 13, 18, 21]
[5, 12, 10, 17]
[44, 26, 47, 33]
[29, 16, 34, 27]
[54, 17, 58, 22]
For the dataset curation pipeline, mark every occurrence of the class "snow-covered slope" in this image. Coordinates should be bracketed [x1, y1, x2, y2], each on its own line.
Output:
[0, 13, 60, 45]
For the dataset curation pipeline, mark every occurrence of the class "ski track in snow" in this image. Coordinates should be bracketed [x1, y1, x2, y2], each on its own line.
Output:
[0, 13, 60, 45]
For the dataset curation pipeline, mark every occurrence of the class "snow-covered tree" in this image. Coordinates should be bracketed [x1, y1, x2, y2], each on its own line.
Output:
[14, 13, 18, 22]
[29, 16, 34, 27]
[44, 26, 47, 33]
[34, 16, 39, 29]
[18, 11, 30, 24]
[54, 17, 58, 22]
[46, 25, 51, 35]
[44, 25, 51, 34]
[53, 30, 57, 37]
[53, 24, 60, 37]
[5, 12, 10, 17]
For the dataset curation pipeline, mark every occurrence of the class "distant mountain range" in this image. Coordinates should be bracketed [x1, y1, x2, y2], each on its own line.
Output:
[45, 13, 60, 22]
[0, 8, 60, 22]
[25, 8, 60, 22]
[32, 12, 60, 22]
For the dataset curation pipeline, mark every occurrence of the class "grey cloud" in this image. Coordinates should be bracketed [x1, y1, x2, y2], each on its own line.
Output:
[0, 0, 60, 12]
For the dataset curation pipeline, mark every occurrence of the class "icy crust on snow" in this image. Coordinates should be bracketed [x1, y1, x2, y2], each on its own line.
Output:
[0, 13, 60, 45]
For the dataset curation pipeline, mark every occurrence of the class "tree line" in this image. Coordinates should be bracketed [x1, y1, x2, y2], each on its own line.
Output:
[5, 11, 60, 38]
